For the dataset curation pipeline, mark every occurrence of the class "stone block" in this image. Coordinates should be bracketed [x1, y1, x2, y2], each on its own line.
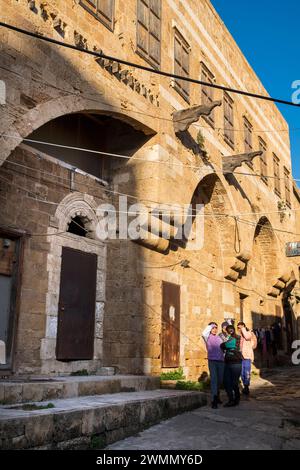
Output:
[25, 415, 54, 447]
[53, 410, 83, 442]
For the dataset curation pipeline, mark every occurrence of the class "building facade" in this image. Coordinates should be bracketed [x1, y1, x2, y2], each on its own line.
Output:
[0, 0, 300, 378]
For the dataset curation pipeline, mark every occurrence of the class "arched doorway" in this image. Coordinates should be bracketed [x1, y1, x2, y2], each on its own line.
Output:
[0, 107, 155, 375]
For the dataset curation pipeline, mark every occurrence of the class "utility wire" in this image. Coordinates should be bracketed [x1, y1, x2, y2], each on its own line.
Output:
[0, 22, 300, 108]
[0, 64, 298, 135]
[1, 167, 300, 237]
[1, 134, 297, 182]
[1, 157, 297, 219]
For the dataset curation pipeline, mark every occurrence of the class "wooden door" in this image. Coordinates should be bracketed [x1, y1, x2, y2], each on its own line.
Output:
[162, 282, 180, 368]
[56, 247, 97, 361]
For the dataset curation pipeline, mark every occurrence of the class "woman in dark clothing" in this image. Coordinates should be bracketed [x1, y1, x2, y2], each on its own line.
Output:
[221, 325, 242, 407]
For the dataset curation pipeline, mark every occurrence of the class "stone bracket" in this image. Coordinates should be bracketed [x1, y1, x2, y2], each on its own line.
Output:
[224, 252, 251, 282]
[223, 151, 263, 174]
[173, 101, 222, 134]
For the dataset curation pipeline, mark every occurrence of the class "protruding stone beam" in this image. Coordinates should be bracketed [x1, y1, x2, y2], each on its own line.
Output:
[173, 101, 222, 134]
[223, 151, 262, 174]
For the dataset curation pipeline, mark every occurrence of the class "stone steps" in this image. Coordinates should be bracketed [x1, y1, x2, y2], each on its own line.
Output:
[0, 375, 160, 405]
[0, 389, 207, 449]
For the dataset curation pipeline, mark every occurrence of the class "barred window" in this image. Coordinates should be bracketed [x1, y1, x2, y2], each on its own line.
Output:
[201, 63, 215, 127]
[284, 166, 291, 208]
[79, 0, 115, 30]
[174, 30, 190, 102]
[273, 153, 281, 197]
[137, 0, 161, 69]
[224, 93, 234, 149]
[259, 137, 268, 185]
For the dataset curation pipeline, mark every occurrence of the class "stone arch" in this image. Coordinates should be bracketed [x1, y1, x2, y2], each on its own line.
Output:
[188, 173, 240, 277]
[53, 192, 98, 238]
[251, 216, 280, 294]
[0, 94, 157, 167]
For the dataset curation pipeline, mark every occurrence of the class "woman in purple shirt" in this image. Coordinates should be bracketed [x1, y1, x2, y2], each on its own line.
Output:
[202, 322, 224, 409]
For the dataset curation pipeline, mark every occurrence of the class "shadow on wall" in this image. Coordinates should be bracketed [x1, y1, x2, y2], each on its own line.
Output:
[251, 307, 297, 371]
[0, 18, 157, 374]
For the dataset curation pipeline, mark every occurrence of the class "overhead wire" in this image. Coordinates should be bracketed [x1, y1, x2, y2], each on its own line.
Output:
[0, 64, 299, 136]
[0, 22, 299, 108]
[1, 133, 298, 183]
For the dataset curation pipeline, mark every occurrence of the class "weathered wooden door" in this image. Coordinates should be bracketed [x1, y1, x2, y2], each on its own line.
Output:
[56, 247, 97, 361]
[162, 282, 180, 368]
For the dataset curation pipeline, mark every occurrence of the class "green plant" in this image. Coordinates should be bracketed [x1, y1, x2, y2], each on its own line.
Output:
[90, 434, 106, 449]
[71, 369, 89, 376]
[175, 380, 206, 391]
[15, 402, 55, 411]
[160, 367, 185, 380]
[196, 131, 205, 149]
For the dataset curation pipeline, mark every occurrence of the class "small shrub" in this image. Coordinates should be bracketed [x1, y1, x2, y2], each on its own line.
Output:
[196, 131, 205, 149]
[160, 367, 185, 380]
[90, 434, 106, 449]
[19, 403, 55, 411]
[175, 380, 206, 391]
[71, 369, 89, 376]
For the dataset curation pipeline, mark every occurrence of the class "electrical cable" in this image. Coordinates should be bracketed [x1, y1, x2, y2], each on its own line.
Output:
[0, 133, 297, 183]
[0, 22, 299, 108]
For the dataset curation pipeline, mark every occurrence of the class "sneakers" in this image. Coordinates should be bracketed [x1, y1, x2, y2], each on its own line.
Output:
[242, 385, 250, 395]
[223, 401, 236, 407]
[211, 396, 218, 409]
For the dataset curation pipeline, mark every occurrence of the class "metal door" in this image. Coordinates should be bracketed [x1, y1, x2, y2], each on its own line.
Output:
[162, 282, 180, 368]
[0, 236, 19, 369]
[56, 247, 97, 361]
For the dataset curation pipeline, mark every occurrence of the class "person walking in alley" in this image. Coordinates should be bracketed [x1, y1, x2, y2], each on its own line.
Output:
[237, 322, 257, 396]
[202, 322, 224, 409]
[221, 325, 242, 407]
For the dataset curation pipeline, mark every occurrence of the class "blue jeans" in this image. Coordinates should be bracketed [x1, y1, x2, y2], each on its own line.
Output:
[224, 363, 242, 402]
[241, 359, 252, 386]
[208, 360, 224, 400]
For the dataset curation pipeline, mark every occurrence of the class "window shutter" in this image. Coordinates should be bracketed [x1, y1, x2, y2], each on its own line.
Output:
[79, 0, 114, 30]
[99, 0, 114, 24]
[149, 2, 161, 66]
[137, 0, 161, 68]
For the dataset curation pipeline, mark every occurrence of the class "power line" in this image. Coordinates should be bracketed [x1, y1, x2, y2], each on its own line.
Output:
[1, 133, 297, 183]
[1, 147, 298, 219]
[1, 22, 300, 108]
[1, 165, 300, 237]
[1, 64, 299, 135]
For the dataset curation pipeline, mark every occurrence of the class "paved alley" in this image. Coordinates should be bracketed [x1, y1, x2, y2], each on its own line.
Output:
[108, 367, 300, 450]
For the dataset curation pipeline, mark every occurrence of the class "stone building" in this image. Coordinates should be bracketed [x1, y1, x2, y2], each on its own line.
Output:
[0, 0, 299, 379]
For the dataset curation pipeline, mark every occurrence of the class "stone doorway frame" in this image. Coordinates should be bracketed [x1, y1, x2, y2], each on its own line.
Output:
[40, 192, 107, 375]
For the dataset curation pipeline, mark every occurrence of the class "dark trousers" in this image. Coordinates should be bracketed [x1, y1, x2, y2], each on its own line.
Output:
[224, 363, 242, 402]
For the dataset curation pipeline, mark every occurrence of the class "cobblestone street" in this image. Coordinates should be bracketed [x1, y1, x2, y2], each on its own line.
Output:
[108, 367, 300, 450]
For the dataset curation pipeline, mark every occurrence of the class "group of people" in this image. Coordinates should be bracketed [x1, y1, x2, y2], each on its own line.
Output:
[202, 321, 257, 408]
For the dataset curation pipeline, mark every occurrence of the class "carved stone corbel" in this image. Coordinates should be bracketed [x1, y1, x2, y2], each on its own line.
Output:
[173, 101, 222, 134]
[223, 151, 262, 174]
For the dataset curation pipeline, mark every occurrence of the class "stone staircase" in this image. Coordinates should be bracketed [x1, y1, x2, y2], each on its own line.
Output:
[0, 375, 207, 449]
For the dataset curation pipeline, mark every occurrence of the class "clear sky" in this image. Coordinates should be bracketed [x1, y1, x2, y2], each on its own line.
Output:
[211, 0, 300, 179]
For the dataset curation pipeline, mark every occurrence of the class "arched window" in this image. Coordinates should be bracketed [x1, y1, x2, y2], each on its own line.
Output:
[67, 216, 87, 237]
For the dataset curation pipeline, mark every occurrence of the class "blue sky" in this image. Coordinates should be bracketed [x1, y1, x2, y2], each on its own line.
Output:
[211, 0, 300, 179]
